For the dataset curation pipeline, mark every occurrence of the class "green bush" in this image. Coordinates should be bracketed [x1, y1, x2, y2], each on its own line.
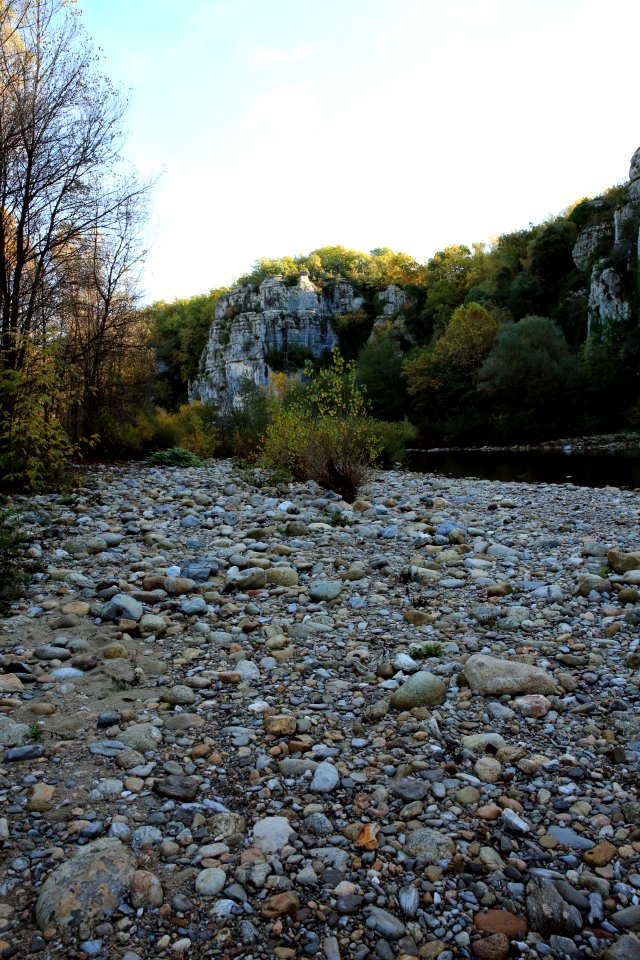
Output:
[260, 351, 382, 501]
[146, 446, 202, 467]
[0, 508, 29, 614]
[369, 417, 418, 465]
[213, 378, 271, 458]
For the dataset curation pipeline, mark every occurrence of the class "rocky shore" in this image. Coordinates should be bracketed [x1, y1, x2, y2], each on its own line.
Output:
[0, 461, 639, 960]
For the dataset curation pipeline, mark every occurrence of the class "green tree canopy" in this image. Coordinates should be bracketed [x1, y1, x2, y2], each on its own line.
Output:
[477, 315, 580, 440]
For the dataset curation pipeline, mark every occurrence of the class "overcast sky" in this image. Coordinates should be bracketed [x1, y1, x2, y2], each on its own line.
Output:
[77, 0, 640, 304]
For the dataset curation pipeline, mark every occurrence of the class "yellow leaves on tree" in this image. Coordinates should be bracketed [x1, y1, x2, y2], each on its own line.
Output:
[403, 303, 500, 397]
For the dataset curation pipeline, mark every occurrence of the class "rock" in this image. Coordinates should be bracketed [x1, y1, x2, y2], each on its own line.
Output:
[119, 723, 162, 752]
[5, 744, 44, 762]
[577, 573, 612, 596]
[260, 891, 300, 919]
[100, 593, 144, 622]
[35, 838, 135, 937]
[604, 934, 640, 960]
[161, 685, 196, 706]
[513, 694, 551, 717]
[252, 816, 294, 854]
[474, 910, 528, 939]
[0, 718, 30, 747]
[264, 714, 297, 736]
[525, 878, 582, 936]
[266, 567, 298, 586]
[130, 870, 163, 909]
[464, 654, 555, 696]
[404, 827, 455, 862]
[611, 905, 640, 930]
[310, 760, 340, 793]
[308, 580, 343, 602]
[153, 775, 199, 801]
[195, 867, 226, 897]
[224, 567, 267, 591]
[608, 550, 640, 573]
[365, 905, 406, 940]
[472, 934, 510, 960]
[139, 614, 167, 637]
[389, 670, 446, 709]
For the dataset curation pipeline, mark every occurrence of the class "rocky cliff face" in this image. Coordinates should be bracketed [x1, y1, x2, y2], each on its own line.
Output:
[575, 147, 640, 337]
[189, 273, 358, 406]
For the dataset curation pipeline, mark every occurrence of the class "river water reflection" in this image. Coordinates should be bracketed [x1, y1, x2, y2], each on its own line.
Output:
[408, 447, 640, 489]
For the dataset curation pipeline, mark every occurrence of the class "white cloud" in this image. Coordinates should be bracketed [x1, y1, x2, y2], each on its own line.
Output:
[239, 82, 316, 130]
[250, 43, 315, 66]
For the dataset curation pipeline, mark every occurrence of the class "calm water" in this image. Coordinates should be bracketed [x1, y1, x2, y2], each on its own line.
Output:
[408, 447, 640, 489]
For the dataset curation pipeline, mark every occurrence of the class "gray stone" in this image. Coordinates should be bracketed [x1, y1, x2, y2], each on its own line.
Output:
[365, 905, 406, 940]
[404, 827, 455, 862]
[390, 670, 446, 709]
[526, 878, 583, 937]
[195, 867, 226, 897]
[119, 723, 162, 752]
[100, 593, 144, 623]
[252, 816, 294, 854]
[308, 580, 343, 602]
[310, 760, 340, 793]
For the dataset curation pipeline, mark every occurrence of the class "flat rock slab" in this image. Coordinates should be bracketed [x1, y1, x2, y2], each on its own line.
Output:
[35, 838, 135, 937]
[464, 653, 556, 696]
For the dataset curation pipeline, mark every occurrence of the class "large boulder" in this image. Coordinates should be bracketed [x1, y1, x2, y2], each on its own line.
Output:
[35, 838, 135, 938]
[464, 654, 555, 696]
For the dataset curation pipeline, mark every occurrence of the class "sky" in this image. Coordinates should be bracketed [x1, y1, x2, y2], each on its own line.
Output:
[77, 0, 640, 304]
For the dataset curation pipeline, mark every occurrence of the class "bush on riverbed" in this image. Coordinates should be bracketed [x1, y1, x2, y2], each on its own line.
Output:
[260, 351, 386, 501]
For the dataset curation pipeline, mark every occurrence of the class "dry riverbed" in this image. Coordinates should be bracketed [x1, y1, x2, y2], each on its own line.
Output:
[0, 461, 639, 960]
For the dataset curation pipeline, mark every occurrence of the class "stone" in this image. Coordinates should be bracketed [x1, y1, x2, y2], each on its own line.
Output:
[472, 934, 510, 960]
[264, 714, 297, 736]
[119, 723, 162, 752]
[35, 838, 135, 938]
[308, 580, 343, 602]
[513, 694, 551, 717]
[130, 870, 163, 909]
[100, 593, 144, 622]
[583, 839, 617, 867]
[161, 685, 196, 706]
[389, 670, 446, 709]
[604, 935, 640, 960]
[365, 905, 406, 940]
[266, 567, 298, 586]
[464, 654, 555, 696]
[611, 906, 640, 930]
[195, 867, 226, 897]
[525, 878, 582, 937]
[252, 816, 294, 854]
[608, 550, 640, 573]
[153, 775, 200, 801]
[0, 718, 30, 747]
[404, 827, 455, 862]
[474, 910, 528, 939]
[225, 567, 267, 591]
[139, 614, 167, 637]
[310, 760, 340, 793]
[260, 892, 300, 919]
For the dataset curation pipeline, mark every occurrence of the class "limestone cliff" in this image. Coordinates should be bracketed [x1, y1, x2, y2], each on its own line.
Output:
[573, 147, 640, 337]
[190, 273, 353, 406]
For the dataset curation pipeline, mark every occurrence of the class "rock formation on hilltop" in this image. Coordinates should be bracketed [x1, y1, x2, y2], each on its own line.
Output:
[189, 273, 345, 407]
[573, 147, 640, 337]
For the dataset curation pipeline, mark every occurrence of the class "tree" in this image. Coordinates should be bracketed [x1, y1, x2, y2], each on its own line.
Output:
[403, 303, 500, 441]
[477, 315, 580, 439]
[355, 334, 407, 421]
[0, 0, 149, 483]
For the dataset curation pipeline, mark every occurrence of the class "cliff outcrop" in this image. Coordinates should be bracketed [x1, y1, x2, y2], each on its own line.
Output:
[573, 147, 640, 337]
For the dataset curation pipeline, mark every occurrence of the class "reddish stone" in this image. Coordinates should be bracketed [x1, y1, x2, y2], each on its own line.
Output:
[475, 909, 528, 938]
[473, 934, 510, 960]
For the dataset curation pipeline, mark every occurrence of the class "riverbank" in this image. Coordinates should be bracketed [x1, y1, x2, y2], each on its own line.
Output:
[0, 461, 638, 959]
[425, 431, 640, 455]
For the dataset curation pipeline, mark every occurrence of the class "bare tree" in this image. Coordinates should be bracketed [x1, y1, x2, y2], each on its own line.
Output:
[0, 0, 150, 478]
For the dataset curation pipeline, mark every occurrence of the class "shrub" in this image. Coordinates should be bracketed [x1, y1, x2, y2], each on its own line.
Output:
[0, 508, 29, 614]
[260, 350, 382, 501]
[146, 447, 202, 467]
[368, 417, 418, 465]
[214, 379, 272, 458]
